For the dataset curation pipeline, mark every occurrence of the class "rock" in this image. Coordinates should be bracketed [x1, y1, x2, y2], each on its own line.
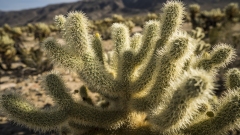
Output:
[0, 83, 17, 91]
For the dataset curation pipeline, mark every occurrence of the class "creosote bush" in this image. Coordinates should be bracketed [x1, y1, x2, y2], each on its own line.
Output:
[1, 1, 240, 135]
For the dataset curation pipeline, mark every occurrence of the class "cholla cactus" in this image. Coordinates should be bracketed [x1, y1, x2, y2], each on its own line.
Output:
[34, 22, 51, 41]
[2, 24, 23, 43]
[1, 1, 240, 135]
[0, 34, 16, 70]
[48, 24, 60, 32]
[26, 23, 36, 36]
[188, 27, 211, 56]
[224, 3, 239, 22]
[145, 13, 159, 21]
[17, 45, 53, 75]
[189, 4, 200, 15]
[201, 8, 225, 28]
[189, 4, 201, 29]
[92, 14, 135, 40]
[10, 27, 23, 41]
[3, 24, 12, 33]
[112, 14, 125, 22]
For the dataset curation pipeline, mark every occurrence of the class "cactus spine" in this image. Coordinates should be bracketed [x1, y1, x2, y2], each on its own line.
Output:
[1, 1, 240, 135]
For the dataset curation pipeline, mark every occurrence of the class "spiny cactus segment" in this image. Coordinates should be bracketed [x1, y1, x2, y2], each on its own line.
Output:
[1, 1, 240, 135]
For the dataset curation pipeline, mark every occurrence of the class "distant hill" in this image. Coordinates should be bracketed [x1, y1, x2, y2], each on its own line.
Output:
[1, 0, 240, 26]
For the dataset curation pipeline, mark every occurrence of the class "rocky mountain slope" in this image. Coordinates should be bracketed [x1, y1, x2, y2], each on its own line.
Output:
[1, 0, 240, 26]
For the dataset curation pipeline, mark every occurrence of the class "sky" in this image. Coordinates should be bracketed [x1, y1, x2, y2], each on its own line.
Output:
[0, 0, 79, 11]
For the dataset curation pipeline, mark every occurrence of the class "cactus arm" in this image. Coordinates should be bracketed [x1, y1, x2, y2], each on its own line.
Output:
[79, 85, 94, 106]
[130, 33, 142, 52]
[157, 1, 184, 48]
[183, 90, 240, 135]
[132, 21, 159, 67]
[149, 69, 215, 133]
[130, 56, 158, 93]
[131, 36, 192, 111]
[127, 21, 160, 85]
[225, 68, 240, 89]
[91, 33, 104, 64]
[61, 12, 118, 96]
[77, 60, 122, 98]
[121, 51, 134, 88]
[54, 15, 66, 30]
[43, 37, 121, 98]
[45, 73, 127, 129]
[42, 73, 74, 109]
[111, 23, 130, 55]
[69, 103, 127, 128]
[54, 15, 67, 45]
[63, 12, 91, 57]
[43, 37, 84, 71]
[67, 120, 94, 131]
[195, 44, 236, 71]
[1, 94, 68, 131]
[110, 23, 130, 80]
[127, 21, 159, 86]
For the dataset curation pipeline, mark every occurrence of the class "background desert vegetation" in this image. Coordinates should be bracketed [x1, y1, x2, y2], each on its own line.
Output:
[1, 0, 240, 134]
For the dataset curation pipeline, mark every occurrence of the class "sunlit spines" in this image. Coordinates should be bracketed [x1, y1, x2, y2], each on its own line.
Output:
[129, 21, 160, 84]
[54, 15, 66, 30]
[43, 37, 119, 98]
[151, 34, 194, 108]
[1, 94, 68, 132]
[42, 73, 74, 109]
[111, 23, 130, 55]
[129, 55, 160, 112]
[155, 34, 192, 91]
[110, 23, 130, 79]
[196, 44, 236, 71]
[210, 44, 236, 68]
[121, 51, 134, 87]
[225, 68, 240, 89]
[64, 11, 92, 57]
[103, 51, 117, 78]
[42, 37, 84, 71]
[77, 60, 122, 98]
[157, 0, 185, 48]
[130, 56, 158, 93]
[149, 69, 215, 133]
[183, 90, 240, 135]
[130, 33, 142, 52]
[91, 32, 104, 64]
[133, 20, 160, 65]
[131, 34, 192, 112]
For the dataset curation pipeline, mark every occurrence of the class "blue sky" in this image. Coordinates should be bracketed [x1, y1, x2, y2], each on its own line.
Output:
[0, 0, 78, 11]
